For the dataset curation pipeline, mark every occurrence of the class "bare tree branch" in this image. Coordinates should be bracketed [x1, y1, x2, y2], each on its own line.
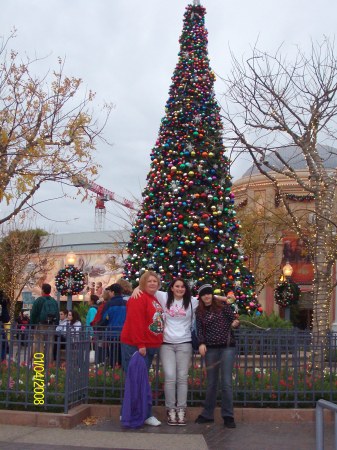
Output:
[221, 38, 337, 369]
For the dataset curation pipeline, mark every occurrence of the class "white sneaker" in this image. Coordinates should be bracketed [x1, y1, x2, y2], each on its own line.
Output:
[144, 416, 161, 426]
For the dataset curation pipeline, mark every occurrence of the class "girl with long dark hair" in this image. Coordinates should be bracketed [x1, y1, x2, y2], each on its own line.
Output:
[157, 278, 197, 426]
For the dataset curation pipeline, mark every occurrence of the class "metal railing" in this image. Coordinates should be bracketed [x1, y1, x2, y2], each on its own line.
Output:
[1, 325, 337, 413]
[316, 399, 337, 450]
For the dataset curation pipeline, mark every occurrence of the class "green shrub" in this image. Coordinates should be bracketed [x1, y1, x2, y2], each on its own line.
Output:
[74, 302, 89, 323]
[239, 312, 293, 329]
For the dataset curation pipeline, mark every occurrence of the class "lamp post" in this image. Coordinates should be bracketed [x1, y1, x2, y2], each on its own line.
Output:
[282, 261, 293, 321]
[282, 261, 293, 279]
[65, 251, 77, 311]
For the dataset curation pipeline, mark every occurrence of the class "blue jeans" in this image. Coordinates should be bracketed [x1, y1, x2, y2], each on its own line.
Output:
[121, 343, 159, 418]
[200, 346, 236, 420]
[1, 329, 7, 361]
[107, 336, 122, 367]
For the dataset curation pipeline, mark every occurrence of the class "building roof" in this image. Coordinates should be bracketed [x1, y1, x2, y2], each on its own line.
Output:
[241, 144, 337, 179]
[40, 229, 130, 252]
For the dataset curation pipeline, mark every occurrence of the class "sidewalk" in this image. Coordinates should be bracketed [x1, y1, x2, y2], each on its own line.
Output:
[0, 413, 334, 450]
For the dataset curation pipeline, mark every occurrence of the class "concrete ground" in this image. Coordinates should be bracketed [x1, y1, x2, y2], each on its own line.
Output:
[0, 417, 334, 450]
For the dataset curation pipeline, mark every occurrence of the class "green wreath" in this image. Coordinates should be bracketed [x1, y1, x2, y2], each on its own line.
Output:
[55, 265, 85, 296]
[274, 281, 300, 308]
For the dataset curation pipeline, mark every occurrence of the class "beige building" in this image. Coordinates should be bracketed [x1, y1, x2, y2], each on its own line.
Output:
[232, 145, 337, 329]
[26, 230, 130, 304]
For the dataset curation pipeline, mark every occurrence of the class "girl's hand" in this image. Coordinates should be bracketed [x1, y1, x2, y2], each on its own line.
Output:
[139, 347, 146, 356]
[199, 344, 207, 357]
[231, 319, 240, 328]
[132, 286, 143, 299]
[226, 293, 236, 305]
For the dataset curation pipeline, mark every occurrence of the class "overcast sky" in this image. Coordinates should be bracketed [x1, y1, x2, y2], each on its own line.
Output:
[1, 0, 336, 235]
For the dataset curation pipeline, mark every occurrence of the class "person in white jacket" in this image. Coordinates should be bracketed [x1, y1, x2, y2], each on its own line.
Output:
[67, 310, 82, 332]
[56, 310, 69, 334]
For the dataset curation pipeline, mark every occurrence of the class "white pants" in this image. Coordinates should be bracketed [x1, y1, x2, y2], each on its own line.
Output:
[160, 342, 192, 409]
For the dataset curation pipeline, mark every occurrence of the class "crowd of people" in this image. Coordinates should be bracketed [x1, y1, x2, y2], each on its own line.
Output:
[0, 273, 240, 431]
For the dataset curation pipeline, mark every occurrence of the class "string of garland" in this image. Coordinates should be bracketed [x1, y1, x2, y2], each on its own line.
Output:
[285, 193, 315, 202]
[55, 265, 85, 296]
[274, 280, 301, 307]
[275, 193, 315, 207]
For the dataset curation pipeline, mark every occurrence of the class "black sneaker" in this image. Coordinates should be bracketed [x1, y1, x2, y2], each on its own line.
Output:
[223, 416, 236, 428]
[195, 415, 214, 424]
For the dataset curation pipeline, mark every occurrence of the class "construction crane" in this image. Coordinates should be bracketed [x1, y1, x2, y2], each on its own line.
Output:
[73, 177, 138, 231]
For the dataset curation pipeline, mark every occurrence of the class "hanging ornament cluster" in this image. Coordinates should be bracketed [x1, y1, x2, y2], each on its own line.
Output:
[237, 198, 248, 209]
[55, 265, 85, 296]
[274, 281, 301, 307]
[124, 3, 262, 315]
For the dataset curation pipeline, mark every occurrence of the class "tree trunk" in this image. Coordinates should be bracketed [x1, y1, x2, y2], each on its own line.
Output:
[9, 298, 17, 324]
[311, 216, 333, 371]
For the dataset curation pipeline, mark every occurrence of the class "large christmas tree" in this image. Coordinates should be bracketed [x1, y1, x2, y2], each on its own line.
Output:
[124, 1, 261, 314]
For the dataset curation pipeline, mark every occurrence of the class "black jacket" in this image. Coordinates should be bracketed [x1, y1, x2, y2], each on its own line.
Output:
[0, 291, 10, 323]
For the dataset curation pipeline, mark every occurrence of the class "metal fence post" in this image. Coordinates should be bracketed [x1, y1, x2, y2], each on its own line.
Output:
[316, 399, 337, 450]
[316, 401, 324, 450]
[64, 326, 71, 414]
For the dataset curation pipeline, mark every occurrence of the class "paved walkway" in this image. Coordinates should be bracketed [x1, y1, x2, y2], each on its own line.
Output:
[0, 419, 334, 450]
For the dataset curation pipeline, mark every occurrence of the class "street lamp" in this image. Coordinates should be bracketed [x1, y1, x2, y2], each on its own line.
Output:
[65, 251, 77, 266]
[282, 261, 293, 279]
[65, 251, 77, 310]
[275, 261, 300, 318]
[282, 261, 293, 321]
[55, 251, 85, 311]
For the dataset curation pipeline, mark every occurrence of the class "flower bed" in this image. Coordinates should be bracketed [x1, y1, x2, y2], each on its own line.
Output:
[233, 366, 337, 407]
[1, 328, 336, 411]
[0, 360, 66, 411]
[1, 358, 336, 411]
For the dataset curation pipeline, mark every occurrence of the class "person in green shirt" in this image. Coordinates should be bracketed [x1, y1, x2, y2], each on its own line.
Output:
[30, 283, 59, 364]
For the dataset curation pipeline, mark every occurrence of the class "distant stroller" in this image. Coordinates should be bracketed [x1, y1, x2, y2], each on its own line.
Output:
[17, 311, 30, 346]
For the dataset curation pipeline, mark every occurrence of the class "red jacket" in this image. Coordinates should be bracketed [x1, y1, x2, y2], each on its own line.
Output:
[91, 302, 106, 326]
[121, 292, 164, 349]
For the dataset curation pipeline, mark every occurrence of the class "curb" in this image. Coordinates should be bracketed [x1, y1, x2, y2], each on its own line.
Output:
[0, 404, 89, 429]
[0, 405, 334, 429]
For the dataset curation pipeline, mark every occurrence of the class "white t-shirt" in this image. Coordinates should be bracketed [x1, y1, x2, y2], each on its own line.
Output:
[155, 291, 198, 344]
